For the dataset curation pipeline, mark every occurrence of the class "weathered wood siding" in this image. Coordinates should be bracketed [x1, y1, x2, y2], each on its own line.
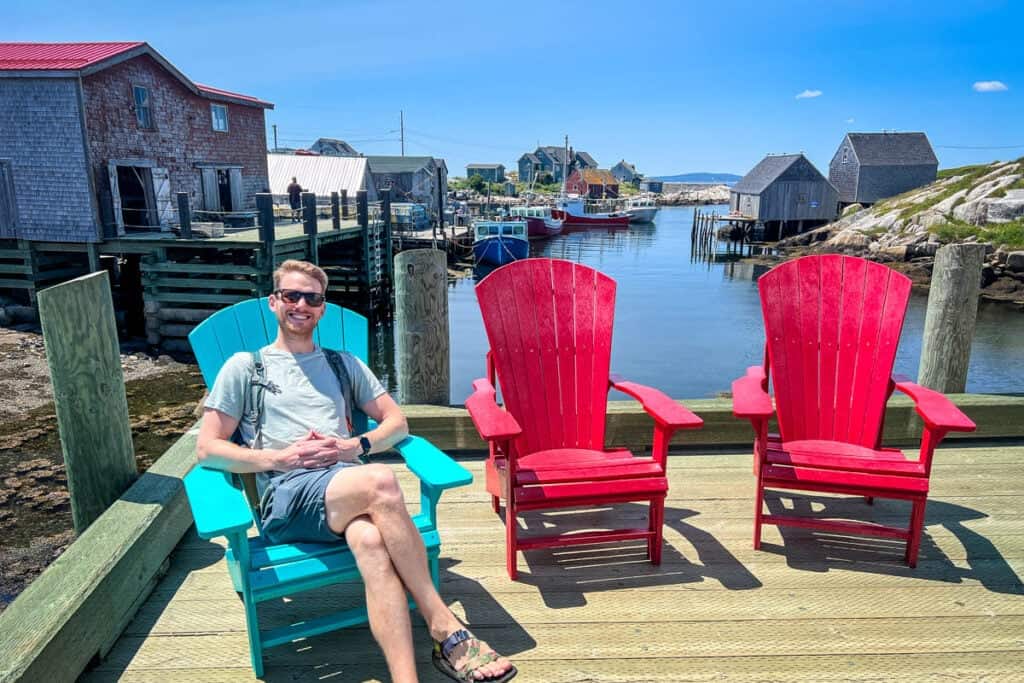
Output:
[730, 191, 760, 218]
[857, 164, 938, 204]
[755, 157, 839, 221]
[828, 141, 860, 205]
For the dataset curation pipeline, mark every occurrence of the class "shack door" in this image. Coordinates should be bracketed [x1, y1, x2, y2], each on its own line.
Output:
[200, 168, 220, 211]
[107, 161, 125, 235]
[0, 160, 17, 238]
[229, 168, 243, 212]
[152, 167, 173, 230]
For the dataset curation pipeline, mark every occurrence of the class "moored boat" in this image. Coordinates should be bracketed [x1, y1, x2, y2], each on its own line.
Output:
[510, 205, 564, 238]
[553, 196, 630, 228]
[472, 220, 529, 266]
[624, 196, 659, 223]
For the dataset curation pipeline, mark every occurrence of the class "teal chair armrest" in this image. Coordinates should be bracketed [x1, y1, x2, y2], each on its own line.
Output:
[183, 464, 255, 540]
[394, 435, 473, 490]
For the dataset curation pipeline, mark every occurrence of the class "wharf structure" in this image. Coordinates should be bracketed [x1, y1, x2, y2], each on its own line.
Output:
[0, 42, 398, 348]
[829, 132, 939, 209]
[729, 153, 840, 240]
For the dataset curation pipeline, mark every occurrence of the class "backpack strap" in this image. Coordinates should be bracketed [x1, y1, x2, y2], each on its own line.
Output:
[323, 348, 358, 433]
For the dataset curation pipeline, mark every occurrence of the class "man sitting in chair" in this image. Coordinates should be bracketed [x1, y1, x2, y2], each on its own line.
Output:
[197, 260, 516, 683]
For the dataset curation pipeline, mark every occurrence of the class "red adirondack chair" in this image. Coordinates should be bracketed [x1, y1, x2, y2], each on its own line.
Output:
[733, 254, 976, 566]
[466, 258, 704, 579]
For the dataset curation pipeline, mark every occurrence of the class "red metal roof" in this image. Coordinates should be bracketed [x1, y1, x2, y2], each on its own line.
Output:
[196, 83, 273, 108]
[0, 42, 144, 70]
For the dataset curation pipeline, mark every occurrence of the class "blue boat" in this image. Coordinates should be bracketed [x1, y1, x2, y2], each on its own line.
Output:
[472, 220, 529, 266]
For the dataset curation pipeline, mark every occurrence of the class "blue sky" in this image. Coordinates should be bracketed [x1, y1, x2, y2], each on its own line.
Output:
[8, 0, 1023, 177]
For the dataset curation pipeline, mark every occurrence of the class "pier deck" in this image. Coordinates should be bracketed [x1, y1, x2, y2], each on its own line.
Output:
[85, 444, 1024, 681]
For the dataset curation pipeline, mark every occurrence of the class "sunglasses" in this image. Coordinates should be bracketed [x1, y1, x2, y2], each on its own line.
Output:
[275, 289, 326, 306]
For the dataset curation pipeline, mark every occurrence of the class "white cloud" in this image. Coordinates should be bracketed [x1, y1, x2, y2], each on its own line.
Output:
[973, 80, 1008, 92]
[846, 118, 855, 123]
[795, 89, 823, 99]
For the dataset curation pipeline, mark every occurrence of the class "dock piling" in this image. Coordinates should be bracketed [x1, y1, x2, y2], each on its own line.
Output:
[919, 243, 987, 392]
[394, 249, 450, 405]
[177, 192, 192, 240]
[37, 271, 136, 532]
[330, 191, 340, 231]
[302, 191, 318, 265]
[341, 189, 349, 219]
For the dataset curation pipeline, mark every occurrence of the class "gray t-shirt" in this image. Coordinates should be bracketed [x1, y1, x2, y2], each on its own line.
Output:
[205, 346, 386, 488]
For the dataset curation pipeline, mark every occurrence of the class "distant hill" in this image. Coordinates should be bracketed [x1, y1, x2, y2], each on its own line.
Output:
[652, 172, 742, 184]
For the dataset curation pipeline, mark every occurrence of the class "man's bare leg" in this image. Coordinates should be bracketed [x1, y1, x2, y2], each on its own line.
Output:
[327, 464, 513, 680]
[345, 516, 417, 683]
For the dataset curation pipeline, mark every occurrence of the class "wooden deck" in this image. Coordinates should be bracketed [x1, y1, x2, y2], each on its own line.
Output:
[84, 444, 1024, 681]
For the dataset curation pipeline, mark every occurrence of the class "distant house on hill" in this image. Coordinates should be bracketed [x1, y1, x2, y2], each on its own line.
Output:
[466, 163, 505, 183]
[366, 155, 447, 217]
[266, 153, 376, 204]
[309, 138, 360, 157]
[0, 41, 272, 243]
[639, 179, 663, 194]
[518, 146, 598, 184]
[611, 160, 640, 184]
[730, 153, 839, 239]
[566, 168, 619, 199]
[828, 132, 938, 208]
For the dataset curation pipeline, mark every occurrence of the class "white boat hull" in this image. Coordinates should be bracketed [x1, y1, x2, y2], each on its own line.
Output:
[626, 207, 659, 223]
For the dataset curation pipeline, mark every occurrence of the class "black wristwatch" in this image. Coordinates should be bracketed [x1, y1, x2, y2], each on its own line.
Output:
[359, 436, 372, 459]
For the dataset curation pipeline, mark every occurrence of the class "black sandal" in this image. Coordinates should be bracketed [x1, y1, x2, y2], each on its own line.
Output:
[432, 629, 517, 682]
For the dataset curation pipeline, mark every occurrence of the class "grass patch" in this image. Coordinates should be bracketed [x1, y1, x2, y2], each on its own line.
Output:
[863, 226, 888, 238]
[988, 173, 1024, 199]
[899, 164, 998, 221]
[930, 217, 1024, 250]
[937, 162, 992, 180]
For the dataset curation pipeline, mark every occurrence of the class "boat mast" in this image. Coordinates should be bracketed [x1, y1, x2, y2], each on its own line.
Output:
[561, 134, 569, 198]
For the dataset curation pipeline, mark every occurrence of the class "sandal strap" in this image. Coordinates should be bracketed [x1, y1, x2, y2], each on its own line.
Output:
[459, 649, 497, 678]
[439, 628, 474, 660]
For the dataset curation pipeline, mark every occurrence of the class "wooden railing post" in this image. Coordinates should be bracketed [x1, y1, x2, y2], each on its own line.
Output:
[37, 271, 136, 532]
[395, 249, 449, 404]
[918, 243, 987, 392]
[256, 193, 276, 293]
[330, 191, 340, 230]
[177, 191, 192, 239]
[302, 191, 319, 265]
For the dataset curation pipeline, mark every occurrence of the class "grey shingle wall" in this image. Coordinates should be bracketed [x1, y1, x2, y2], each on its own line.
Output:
[0, 78, 97, 242]
[856, 165, 938, 204]
[829, 142, 860, 204]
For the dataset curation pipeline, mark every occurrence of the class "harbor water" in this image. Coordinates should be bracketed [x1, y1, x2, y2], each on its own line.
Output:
[372, 205, 1024, 403]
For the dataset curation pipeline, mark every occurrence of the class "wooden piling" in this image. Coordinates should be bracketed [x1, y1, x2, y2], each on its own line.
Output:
[357, 190, 368, 229]
[380, 188, 395, 288]
[436, 166, 445, 234]
[302, 191, 318, 265]
[176, 192, 192, 239]
[918, 243, 987, 392]
[37, 271, 136, 532]
[256, 193, 276, 292]
[341, 189, 349, 219]
[394, 249, 450, 404]
[330, 191, 340, 231]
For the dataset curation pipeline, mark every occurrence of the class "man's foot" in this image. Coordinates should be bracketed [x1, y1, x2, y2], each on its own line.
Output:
[432, 629, 516, 682]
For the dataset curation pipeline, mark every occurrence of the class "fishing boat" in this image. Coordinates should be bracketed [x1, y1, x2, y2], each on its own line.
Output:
[624, 195, 659, 223]
[510, 205, 563, 238]
[473, 220, 529, 266]
[552, 195, 630, 228]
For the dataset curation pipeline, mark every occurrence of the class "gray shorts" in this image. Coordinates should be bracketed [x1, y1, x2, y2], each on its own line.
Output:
[259, 462, 363, 545]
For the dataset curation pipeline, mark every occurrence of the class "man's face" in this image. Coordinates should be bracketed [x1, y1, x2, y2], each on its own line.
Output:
[269, 271, 326, 338]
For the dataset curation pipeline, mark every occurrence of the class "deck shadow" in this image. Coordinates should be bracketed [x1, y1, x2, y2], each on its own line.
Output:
[760, 492, 1023, 593]
[515, 503, 761, 608]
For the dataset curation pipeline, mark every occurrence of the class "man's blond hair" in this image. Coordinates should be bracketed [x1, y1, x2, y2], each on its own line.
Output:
[273, 260, 328, 292]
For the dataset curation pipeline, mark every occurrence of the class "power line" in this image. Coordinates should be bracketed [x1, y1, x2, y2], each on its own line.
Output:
[936, 144, 1024, 150]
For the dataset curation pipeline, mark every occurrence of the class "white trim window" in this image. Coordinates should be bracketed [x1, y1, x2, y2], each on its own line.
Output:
[842, 148, 849, 164]
[133, 85, 152, 129]
[211, 104, 229, 132]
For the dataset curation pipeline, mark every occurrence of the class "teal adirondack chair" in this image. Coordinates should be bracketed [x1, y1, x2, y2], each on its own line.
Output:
[183, 298, 472, 676]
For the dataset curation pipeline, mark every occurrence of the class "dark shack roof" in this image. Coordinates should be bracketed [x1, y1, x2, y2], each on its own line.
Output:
[846, 132, 938, 166]
[366, 156, 435, 174]
[732, 154, 807, 194]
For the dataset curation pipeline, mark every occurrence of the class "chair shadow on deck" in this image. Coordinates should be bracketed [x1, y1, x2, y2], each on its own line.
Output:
[760, 491, 1023, 593]
[517, 503, 762, 609]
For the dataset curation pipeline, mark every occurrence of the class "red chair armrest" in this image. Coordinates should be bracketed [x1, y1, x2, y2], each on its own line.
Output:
[732, 366, 774, 419]
[609, 374, 703, 429]
[894, 379, 976, 433]
[465, 378, 522, 441]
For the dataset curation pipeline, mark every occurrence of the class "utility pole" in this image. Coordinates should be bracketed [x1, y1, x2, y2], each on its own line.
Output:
[400, 110, 405, 156]
[272, 124, 278, 152]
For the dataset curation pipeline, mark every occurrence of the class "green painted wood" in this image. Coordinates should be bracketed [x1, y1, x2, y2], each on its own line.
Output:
[0, 277, 35, 288]
[0, 248, 31, 258]
[142, 262, 259, 275]
[150, 292, 252, 304]
[151, 277, 257, 290]
[0, 262, 32, 274]
[37, 271, 136, 531]
[0, 425, 198, 683]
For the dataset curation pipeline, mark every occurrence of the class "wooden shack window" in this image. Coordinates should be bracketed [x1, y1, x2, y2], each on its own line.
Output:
[133, 86, 152, 129]
[211, 104, 229, 132]
[842, 149, 849, 164]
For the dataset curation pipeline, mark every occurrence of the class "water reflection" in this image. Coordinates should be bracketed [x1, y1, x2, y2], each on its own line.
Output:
[372, 205, 1024, 402]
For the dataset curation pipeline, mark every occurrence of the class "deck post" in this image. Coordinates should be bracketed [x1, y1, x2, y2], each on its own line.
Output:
[177, 192, 193, 239]
[436, 166, 445, 235]
[302, 191, 319, 265]
[919, 243, 986, 392]
[394, 248, 449, 404]
[37, 271, 136, 532]
[380, 188, 394, 290]
[357, 190, 368, 229]
[257, 193, 276, 291]
[341, 189, 349, 219]
[331, 191, 340, 231]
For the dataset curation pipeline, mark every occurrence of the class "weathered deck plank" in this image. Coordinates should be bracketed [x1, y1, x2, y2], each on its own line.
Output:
[84, 445, 1024, 682]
